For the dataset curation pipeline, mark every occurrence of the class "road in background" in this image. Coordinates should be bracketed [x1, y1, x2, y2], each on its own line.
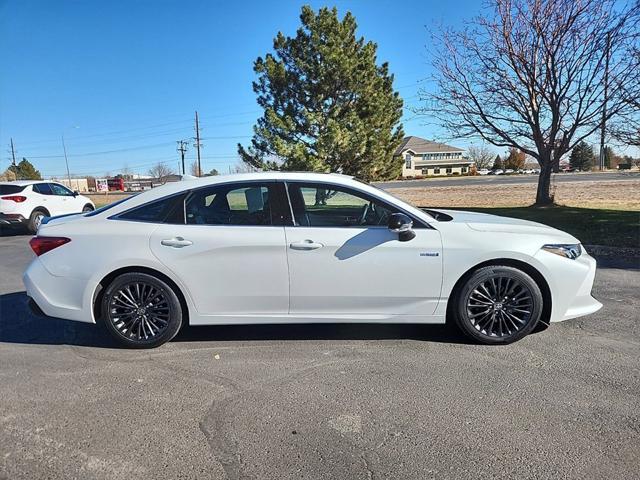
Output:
[376, 171, 640, 189]
[0, 234, 639, 479]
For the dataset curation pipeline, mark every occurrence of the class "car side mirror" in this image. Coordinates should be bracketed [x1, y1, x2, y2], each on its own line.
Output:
[388, 213, 416, 242]
[72, 190, 79, 197]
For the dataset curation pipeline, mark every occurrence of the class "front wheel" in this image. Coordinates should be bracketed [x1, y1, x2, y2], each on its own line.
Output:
[100, 273, 183, 348]
[452, 266, 543, 344]
[82, 204, 94, 212]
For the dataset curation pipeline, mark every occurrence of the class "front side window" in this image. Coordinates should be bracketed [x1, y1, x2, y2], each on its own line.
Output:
[288, 183, 396, 227]
[185, 183, 275, 226]
[50, 183, 74, 196]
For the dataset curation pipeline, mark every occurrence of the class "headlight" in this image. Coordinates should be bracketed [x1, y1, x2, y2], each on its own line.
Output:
[541, 244, 582, 259]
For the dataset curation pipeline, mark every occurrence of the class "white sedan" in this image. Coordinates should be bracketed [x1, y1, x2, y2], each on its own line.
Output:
[23, 172, 602, 348]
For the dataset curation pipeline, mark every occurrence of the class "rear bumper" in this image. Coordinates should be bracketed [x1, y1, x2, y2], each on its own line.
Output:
[0, 213, 26, 226]
[23, 258, 94, 323]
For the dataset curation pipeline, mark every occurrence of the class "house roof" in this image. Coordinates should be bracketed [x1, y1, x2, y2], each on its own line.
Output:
[395, 136, 464, 155]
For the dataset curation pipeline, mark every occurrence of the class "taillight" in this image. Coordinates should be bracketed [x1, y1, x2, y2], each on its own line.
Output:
[1, 195, 27, 202]
[29, 237, 71, 256]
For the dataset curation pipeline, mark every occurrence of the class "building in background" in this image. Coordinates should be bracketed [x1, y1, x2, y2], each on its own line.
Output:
[51, 177, 90, 192]
[397, 136, 472, 178]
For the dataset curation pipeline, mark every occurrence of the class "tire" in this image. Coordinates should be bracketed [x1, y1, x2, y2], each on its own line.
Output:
[100, 272, 183, 348]
[82, 204, 94, 212]
[27, 209, 47, 235]
[452, 265, 543, 345]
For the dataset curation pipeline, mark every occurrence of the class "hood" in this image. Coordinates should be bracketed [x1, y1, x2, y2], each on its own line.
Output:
[430, 209, 580, 243]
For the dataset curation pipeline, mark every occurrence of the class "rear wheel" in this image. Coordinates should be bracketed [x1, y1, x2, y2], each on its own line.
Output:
[27, 210, 46, 234]
[100, 273, 182, 348]
[452, 266, 543, 344]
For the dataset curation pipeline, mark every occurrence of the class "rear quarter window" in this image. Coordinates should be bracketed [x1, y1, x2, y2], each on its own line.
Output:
[0, 185, 27, 195]
[112, 193, 187, 224]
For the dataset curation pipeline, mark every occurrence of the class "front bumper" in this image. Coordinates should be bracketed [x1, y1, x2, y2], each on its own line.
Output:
[536, 249, 603, 322]
[0, 213, 26, 226]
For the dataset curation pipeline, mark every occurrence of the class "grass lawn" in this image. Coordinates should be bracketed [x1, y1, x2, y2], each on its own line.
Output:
[451, 206, 640, 248]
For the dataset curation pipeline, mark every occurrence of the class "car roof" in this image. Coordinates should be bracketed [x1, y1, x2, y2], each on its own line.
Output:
[0, 180, 49, 186]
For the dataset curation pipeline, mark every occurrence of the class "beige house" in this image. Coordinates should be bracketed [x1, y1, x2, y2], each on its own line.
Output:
[397, 136, 471, 178]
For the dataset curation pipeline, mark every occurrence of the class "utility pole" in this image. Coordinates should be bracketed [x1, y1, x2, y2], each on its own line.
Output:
[176, 140, 189, 175]
[61, 135, 72, 187]
[194, 111, 202, 177]
[598, 31, 611, 171]
[9, 138, 17, 168]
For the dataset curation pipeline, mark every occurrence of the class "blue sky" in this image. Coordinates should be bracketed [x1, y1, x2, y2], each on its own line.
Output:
[1, 0, 491, 178]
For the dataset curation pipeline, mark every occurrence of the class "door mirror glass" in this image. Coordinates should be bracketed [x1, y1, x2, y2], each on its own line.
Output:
[388, 213, 415, 241]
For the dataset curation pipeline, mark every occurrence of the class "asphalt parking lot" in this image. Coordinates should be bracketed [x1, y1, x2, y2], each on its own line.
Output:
[0, 231, 639, 480]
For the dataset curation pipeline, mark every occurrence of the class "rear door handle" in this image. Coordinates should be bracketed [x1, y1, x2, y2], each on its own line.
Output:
[290, 239, 324, 251]
[161, 237, 193, 248]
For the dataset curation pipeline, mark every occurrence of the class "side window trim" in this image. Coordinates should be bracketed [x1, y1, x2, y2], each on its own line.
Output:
[284, 180, 429, 229]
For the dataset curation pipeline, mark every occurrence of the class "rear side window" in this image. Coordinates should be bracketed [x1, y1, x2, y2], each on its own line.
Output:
[114, 193, 187, 224]
[185, 182, 290, 226]
[0, 185, 26, 195]
[32, 183, 53, 195]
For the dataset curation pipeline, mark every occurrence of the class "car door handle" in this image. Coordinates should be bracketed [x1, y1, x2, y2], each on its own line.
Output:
[290, 240, 324, 250]
[161, 237, 193, 248]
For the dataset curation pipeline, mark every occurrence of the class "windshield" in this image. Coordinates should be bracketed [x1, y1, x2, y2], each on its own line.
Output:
[84, 194, 137, 217]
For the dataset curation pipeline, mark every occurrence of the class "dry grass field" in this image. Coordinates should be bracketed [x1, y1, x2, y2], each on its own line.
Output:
[386, 179, 640, 211]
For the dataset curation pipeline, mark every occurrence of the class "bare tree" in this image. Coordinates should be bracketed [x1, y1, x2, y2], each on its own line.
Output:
[467, 145, 495, 169]
[422, 0, 639, 205]
[189, 161, 200, 177]
[148, 162, 174, 184]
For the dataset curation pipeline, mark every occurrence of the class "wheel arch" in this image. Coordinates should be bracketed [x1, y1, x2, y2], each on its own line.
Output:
[446, 258, 552, 328]
[31, 206, 51, 217]
[92, 266, 190, 325]
[82, 203, 94, 211]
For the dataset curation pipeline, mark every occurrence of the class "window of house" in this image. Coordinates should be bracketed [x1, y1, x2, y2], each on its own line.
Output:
[404, 154, 412, 169]
[433, 168, 441, 174]
[288, 183, 396, 228]
[185, 183, 274, 226]
[446, 167, 453, 174]
[462, 166, 468, 173]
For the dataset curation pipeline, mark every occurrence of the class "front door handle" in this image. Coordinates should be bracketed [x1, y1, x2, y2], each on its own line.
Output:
[290, 239, 324, 251]
[161, 237, 193, 248]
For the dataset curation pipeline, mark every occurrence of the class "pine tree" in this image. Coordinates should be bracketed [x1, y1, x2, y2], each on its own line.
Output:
[492, 154, 504, 170]
[238, 6, 404, 181]
[569, 141, 595, 171]
[9, 158, 42, 180]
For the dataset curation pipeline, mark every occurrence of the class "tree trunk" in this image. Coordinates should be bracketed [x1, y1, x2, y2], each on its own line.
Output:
[535, 157, 554, 206]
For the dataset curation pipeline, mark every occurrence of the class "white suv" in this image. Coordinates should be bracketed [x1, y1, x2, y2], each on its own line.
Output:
[0, 181, 95, 234]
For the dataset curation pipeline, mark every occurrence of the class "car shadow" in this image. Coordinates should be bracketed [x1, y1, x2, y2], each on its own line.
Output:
[0, 227, 30, 237]
[0, 291, 470, 348]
